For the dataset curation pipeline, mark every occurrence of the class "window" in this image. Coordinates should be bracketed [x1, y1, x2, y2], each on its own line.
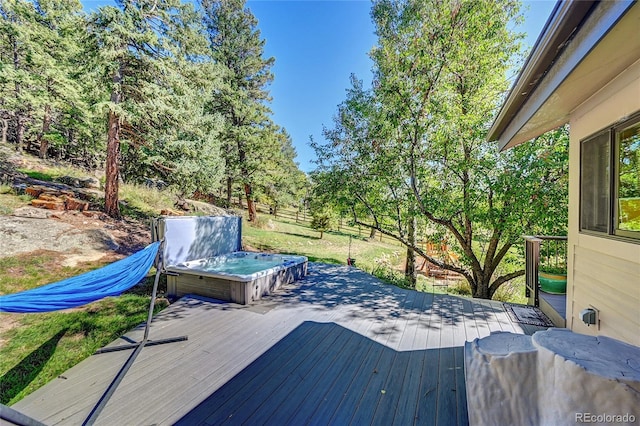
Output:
[580, 112, 640, 241]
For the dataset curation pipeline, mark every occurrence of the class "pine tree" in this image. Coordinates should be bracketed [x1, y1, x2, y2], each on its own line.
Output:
[30, 0, 89, 159]
[261, 128, 307, 217]
[201, 0, 275, 221]
[0, 0, 40, 152]
[90, 0, 216, 218]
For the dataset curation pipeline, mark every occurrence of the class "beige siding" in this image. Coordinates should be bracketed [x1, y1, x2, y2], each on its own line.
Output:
[568, 58, 640, 346]
[571, 246, 640, 345]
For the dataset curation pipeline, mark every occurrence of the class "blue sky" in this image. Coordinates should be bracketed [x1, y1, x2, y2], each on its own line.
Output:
[81, 0, 557, 173]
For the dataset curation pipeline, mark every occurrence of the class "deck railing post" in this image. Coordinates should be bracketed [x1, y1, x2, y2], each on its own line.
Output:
[524, 236, 542, 307]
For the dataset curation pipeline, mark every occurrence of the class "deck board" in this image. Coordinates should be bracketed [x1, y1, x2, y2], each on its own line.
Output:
[12, 263, 545, 426]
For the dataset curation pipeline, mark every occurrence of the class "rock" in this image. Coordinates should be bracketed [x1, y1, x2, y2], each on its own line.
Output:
[31, 199, 65, 210]
[25, 186, 47, 197]
[76, 189, 102, 201]
[78, 177, 100, 189]
[144, 178, 167, 190]
[56, 176, 81, 187]
[160, 209, 183, 216]
[82, 210, 101, 218]
[11, 184, 27, 195]
[38, 193, 64, 202]
[174, 198, 191, 211]
[13, 206, 50, 219]
[65, 198, 89, 211]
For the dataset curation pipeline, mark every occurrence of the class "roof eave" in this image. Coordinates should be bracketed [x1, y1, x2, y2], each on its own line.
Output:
[488, 0, 636, 150]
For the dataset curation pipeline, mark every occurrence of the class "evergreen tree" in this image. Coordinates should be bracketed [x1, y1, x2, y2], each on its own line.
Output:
[0, 0, 40, 152]
[90, 0, 217, 218]
[201, 0, 275, 221]
[30, 0, 91, 159]
[261, 128, 307, 216]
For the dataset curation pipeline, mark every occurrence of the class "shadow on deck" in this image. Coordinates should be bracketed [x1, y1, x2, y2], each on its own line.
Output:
[11, 263, 546, 425]
[176, 321, 466, 426]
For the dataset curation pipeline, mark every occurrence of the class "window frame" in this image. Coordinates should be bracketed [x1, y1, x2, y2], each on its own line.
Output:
[579, 111, 640, 243]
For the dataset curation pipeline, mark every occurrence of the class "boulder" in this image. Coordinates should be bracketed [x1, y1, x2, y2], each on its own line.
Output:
[31, 199, 65, 210]
[78, 176, 100, 189]
[13, 206, 50, 219]
[56, 175, 81, 187]
[65, 197, 89, 211]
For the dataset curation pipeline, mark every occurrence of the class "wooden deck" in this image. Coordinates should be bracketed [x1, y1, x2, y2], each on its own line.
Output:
[12, 263, 544, 425]
[539, 291, 566, 326]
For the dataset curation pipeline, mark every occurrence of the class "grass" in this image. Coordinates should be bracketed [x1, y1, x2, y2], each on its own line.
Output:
[0, 188, 31, 214]
[17, 165, 87, 182]
[0, 252, 165, 405]
[118, 184, 179, 219]
[242, 212, 466, 296]
[243, 215, 404, 271]
[0, 295, 166, 405]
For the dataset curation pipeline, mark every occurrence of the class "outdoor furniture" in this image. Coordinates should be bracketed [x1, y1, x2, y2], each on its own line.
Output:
[465, 329, 640, 425]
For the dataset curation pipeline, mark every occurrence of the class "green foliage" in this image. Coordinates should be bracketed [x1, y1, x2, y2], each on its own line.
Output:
[1, 0, 305, 218]
[310, 209, 335, 239]
[118, 183, 179, 219]
[201, 0, 280, 218]
[241, 211, 404, 273]
[259, 129, 309, 215]
[539, 265, 567, 275]
[313, 0, 569, 300]
[0, 0, 100, 160]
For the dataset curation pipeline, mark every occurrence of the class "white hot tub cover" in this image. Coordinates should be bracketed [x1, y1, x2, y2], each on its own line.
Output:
[152, 216, 242, 268]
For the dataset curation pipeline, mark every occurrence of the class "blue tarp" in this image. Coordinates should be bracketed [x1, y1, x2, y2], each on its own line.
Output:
[0, 242, 160, 313]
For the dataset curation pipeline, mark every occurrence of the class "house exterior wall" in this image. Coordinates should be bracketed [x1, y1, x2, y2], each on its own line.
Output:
[567, 58, 640, 346]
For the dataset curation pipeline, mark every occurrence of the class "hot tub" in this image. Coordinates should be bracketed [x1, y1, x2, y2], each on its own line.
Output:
[165, 252, 308, 304]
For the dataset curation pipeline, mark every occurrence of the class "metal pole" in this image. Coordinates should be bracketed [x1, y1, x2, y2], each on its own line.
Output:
[85, 240, 187, 424]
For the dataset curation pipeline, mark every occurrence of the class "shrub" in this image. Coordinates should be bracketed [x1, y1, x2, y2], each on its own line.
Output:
[310, 209, 335, 239]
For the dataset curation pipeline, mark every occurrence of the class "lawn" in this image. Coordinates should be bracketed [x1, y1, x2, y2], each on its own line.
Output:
[241, 210, 488, 296]
[0, 252, 164, 405]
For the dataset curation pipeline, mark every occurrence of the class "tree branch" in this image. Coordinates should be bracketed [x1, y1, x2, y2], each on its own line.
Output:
[488, 269, 525, 297]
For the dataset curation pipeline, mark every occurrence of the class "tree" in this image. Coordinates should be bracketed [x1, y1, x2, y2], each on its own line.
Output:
[0, 0, 40, 152]
[201, 0, 275, 221]
[90, 0, 214, 218]
[310, 208, 335, 239]
[0, 0, 93, 160]
[260, 128, 307, 216]
[314, 0, 569, 298]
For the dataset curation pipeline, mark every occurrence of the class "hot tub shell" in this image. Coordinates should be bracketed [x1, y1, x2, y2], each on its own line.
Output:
[152, 216, 308, 305]
[165, 253, 307, 304]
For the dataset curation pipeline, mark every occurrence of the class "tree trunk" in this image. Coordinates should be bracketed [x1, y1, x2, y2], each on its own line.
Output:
[237, 139, 257, 221]
[472, 277, 491, 299]
[104, 110, 121, 218]
[15, 115, 25, 152]
[405, 215, 417, 288]
[226, 176, 232, 207]
[39, 105, 51, 159]
[1, 117, 8, 145]
[369, 227, 377, 239]
[244, 183, 257, 221]
[104, 64, 123, 219]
